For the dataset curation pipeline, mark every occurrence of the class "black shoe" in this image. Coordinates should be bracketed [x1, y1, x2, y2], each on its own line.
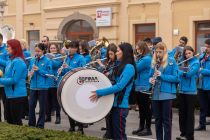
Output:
[103, 132, 112, 139]
[55, 116, 61, 124]
[137, 128, 152, 136]
[25, 116, 29, 120]
[176, 136, 187, 140]
[132, 128, 144, 135]
[68, 127, 75, 132]
[101, 127, 107, 131]
[151, 119, 155, 124]
[206, 120, 210, 125]
[45, 117, 51, 122]
[83, 124, 88, 128]
[194, 126, 206, 131]
[77, 128, 84, 134]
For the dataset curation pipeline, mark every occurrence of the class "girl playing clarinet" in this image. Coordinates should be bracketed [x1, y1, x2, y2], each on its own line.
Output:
[149, 42, 179, 140]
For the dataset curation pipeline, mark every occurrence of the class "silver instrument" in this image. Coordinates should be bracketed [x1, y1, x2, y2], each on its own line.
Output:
[0, 25, 15, 43]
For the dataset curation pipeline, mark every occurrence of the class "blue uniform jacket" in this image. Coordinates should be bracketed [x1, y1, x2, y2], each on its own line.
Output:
[48, 53, 62, 87]
[96, 64, 135, 108]
[198, 53, 210, 90]
[23, 49, 31, 68]
[83, 54, 91, 64]
[0, 57, 27, 98]
[0, 43, 9, 73]
[61, 53, 86, 76]
[135, 54, 152, 92]
[149, 57, 179, 95]
[29, 55, 52, 89]
[178, 57, 199, 94]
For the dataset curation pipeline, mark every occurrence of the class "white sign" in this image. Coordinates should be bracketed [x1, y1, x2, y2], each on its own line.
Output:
[96, 7, 112, 27]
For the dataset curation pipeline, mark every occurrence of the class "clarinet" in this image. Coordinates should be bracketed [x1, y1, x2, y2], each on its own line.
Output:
[198, 52, 207, 88]
[151, 57, 161, 93]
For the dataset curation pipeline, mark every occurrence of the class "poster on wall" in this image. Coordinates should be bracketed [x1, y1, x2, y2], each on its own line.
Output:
[96, 7, 112, 27]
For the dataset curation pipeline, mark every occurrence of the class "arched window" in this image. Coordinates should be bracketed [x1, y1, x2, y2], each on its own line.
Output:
[65, 20, 94, 41]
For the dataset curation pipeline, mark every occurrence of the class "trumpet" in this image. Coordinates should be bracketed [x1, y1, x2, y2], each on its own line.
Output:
[90, 37, 109, 61]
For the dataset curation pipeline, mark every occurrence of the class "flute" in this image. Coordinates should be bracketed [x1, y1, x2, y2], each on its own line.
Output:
[177, 53, 200, 65]
[85, 58, 107, 67]
[52, 55, 67, 60]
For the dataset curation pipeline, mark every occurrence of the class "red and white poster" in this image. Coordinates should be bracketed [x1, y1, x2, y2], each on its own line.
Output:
[96, 7, 112, 27]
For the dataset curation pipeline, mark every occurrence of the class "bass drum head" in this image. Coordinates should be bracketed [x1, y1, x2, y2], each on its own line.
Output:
[57, 68, 114, 124]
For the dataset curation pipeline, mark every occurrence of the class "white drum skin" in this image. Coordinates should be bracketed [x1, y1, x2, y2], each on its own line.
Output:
[57, 68, 114, 123]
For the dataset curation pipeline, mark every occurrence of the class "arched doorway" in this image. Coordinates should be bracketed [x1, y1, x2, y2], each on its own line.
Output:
[57, 12, 98, 41]
[65, 20, 94, 41]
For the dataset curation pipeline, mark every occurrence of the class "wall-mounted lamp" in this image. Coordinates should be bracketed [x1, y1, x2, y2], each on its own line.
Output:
[29, 22, 34, 29]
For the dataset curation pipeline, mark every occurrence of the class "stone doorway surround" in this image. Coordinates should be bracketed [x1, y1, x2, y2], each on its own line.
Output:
[57, 12, 98, 41]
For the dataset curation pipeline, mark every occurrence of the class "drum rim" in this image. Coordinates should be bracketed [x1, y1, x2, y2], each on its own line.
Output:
[57, 67, 114, 123]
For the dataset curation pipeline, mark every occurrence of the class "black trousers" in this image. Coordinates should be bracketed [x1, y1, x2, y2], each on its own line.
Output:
[68, 116, 83, 129]
[22, 96, 29, 118]
[136, 92, 152, 129]
[5, 97, 25, 125]
[46, 88, 61, 118]
[178, 94, 196, 140]
[0, 87, 6, 121]
[198, 89, 210, 127]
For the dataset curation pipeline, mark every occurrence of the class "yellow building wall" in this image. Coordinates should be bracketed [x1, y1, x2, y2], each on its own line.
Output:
[172, 0, 210, 48]
[3, 16, 16, 29]
[7, 0, 16, 14]
[2, 0, 210, 48]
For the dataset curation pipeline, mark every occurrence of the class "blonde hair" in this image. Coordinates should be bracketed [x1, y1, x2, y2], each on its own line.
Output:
[20, 39, 28, 50]
[152, 42, 168, 69]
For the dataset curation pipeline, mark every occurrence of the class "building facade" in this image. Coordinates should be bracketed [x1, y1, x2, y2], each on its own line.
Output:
[2, 0, 210, 53]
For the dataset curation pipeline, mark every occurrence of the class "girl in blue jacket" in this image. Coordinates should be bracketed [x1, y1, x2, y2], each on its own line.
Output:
[97, 43, 119, 139]
[45, 43, 62, 124]
[79, 40, 91, 64]
[28, 43, 52, 129]
[132, 41, 152, 136]
[0, 39, 27, 125]
[59, 40, 86, 134]
[195, 39, 210, 131]
[149, 42, 179, 140]
[177, 46, 199, 140]
[20, 39, 31, 120]
[90, 42, 137, 140]
[0, 33, 9, 121]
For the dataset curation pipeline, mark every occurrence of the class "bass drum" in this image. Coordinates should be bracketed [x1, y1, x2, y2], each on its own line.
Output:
[57, 68, 114, 124]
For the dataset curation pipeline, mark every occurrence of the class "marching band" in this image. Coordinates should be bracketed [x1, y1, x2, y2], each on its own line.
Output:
[0, 33, 210, 140]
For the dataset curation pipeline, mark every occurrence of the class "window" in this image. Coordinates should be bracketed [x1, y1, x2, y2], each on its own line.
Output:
[195, 21, 210, 53]
[27, 30, 40, 56]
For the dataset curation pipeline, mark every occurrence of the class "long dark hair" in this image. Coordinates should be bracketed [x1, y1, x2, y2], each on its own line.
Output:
[116, 42, 137, 78]
[69, 40, 80, 54]
[136, 41, 151, 56]
[106, 43, 117, 62]
[35, 43, 47, 54]
[183, 46, 194, 66]
[79, 40, 89, 55]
